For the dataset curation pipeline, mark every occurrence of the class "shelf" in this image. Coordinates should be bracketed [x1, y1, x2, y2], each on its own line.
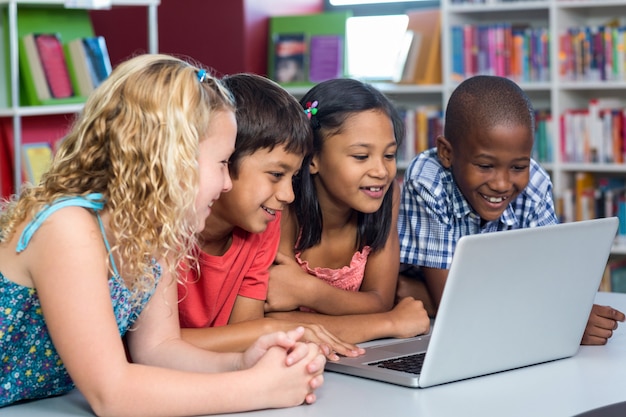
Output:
[0, 0, 159, 196]
[611, 237, 626, 255]
[558, 163, 626, 173]
[558, 82, 626, 91]
[285, 83, 445, 103]
[0, 103, 84, 117]
[556, 0, 626, 9]
[448, 1, 549, 12]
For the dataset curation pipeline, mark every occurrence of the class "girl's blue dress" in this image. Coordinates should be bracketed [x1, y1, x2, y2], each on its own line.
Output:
[0, 194, 160, 406]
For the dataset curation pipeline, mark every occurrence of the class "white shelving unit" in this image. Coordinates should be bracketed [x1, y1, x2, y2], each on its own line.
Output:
[441, 0, 626, 254]
[0, 0, 160, 193]
[290, 0, 626, 253]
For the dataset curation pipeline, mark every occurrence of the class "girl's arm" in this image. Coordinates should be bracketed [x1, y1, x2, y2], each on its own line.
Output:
[268, 182, 402, 315]
[28, 207, 323, 416]
[267, 295, 430, 344]
[181, 295, 361, 358]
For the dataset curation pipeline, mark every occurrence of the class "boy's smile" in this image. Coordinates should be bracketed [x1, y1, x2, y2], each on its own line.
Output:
[438, 123, 533, 223]
[207, 145, 303, 236]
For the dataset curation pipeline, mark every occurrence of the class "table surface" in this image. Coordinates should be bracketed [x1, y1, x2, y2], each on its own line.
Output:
[3, 291, 626, 417]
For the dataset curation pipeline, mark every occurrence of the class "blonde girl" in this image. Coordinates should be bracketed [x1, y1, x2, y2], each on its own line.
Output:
[0, 54, 324, 415]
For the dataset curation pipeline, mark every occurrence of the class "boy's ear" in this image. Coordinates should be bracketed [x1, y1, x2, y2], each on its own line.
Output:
[309, 154, 320, 175]
[436, 136, 453, 169]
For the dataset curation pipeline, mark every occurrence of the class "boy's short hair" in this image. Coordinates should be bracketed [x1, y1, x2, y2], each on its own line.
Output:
[444, 75, 535, 146]
[221, 73, 312, 178]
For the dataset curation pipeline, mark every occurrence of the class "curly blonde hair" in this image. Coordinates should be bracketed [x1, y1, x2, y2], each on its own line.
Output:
[0, 53, 234, 304]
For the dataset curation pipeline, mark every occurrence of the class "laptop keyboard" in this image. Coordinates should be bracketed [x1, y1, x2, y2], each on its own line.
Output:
[368, 352, 426, 375]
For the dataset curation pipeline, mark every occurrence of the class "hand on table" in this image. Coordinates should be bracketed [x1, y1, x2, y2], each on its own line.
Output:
[581, 304, 625, 345]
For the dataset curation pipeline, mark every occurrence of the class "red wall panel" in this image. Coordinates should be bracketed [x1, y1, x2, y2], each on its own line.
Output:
[90, 0, 323, 76]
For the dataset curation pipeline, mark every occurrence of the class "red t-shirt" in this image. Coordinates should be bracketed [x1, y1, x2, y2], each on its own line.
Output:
[177, 213, 281, 328]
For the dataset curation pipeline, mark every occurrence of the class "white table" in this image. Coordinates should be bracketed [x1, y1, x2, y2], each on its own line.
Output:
[3, 292, 626, 417]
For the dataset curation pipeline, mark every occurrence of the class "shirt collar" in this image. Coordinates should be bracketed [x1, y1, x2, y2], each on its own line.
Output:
[448, 172, 519, 229]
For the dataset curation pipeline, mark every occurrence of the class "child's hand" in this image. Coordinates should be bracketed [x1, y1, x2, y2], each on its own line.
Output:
[581, 304, 626, 345]
[248, 343, 325, 407]
[388, 297, 431, 338]
[241, 327, 324, 370]
[266, 252, 308, 312]
[298, 323, 365, 361]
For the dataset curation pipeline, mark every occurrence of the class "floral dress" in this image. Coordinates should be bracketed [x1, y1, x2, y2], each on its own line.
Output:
[0, 194, 160, 407]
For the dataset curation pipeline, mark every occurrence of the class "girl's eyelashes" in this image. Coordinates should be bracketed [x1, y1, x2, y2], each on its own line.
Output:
[269, 171, 285, 180]
[352, 155, 368, 161]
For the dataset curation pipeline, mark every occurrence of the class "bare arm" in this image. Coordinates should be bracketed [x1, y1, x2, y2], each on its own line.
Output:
[181, 295, 362, 358]
[267, 296, 430, 344]
[27, 207, 323, 416]
[421, 266, 449, 313]
[267, 182, 402, 315]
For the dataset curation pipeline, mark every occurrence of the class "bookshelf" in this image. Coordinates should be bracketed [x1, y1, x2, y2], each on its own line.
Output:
[286, 0, 626, 257]
[442, 0, 626, 254]
[0, 0, 159, 196]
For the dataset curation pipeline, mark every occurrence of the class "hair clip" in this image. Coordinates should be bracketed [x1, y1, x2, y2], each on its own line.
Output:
[304, 101, 318, 119]
[197, 69, 207, 82]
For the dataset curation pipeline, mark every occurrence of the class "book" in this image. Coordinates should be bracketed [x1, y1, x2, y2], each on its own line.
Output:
[66, 37, 97, 97]
[450, 25, 464, 82]
[34, 33, 74, 99]
[20, 33, 52, 103]
[394, 30, 423, 84]
[309, 34, 343, 82]
[0, 115, 71, 193]
[403, 8, 442, 85]
[273, 33, 307, 83]
[22, 142, 53, 184]
[604, 257, 626, 293]
[268, 12, 350, 86]
[575, 172, 595, 221]
[11, 8, 96, 106]
[82, 36, 112, 87]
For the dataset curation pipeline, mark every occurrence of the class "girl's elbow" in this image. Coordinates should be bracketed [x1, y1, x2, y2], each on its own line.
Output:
[82, 386, 127, 417]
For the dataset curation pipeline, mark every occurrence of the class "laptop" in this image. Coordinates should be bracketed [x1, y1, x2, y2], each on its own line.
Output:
[326, 217, 619, 388]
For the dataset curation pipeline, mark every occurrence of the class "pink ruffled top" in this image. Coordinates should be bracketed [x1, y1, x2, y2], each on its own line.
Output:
[295, 246, 372, 292]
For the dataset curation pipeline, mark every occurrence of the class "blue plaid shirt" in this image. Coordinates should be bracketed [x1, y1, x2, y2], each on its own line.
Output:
[398, 148, 558, 269]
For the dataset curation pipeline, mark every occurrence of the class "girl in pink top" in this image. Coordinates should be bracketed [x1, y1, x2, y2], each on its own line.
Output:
[266, 78, 430, 345]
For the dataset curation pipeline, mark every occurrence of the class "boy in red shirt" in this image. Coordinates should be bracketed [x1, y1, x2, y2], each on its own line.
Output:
[177, 73, 360, 358]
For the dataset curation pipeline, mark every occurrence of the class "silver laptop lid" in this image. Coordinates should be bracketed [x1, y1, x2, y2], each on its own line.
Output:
[418, 217, 618, 387]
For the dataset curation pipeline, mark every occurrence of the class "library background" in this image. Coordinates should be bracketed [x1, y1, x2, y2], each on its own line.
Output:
[1, 0, 626, 289]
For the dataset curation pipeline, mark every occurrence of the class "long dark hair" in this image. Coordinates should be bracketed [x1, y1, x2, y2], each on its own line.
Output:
[295, 78, 404, 252]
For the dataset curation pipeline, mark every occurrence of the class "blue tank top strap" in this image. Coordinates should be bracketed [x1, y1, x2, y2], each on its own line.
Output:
[15, 192, 120, 278]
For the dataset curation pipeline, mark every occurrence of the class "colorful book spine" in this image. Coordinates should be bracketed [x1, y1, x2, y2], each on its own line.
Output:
[560, 25, 626, 82]
[19, 33, 52, 104]
[560, 99, 625, 163]
[449, 23, 549, 82]
[82, 36, 112, 87]
[35, 33, 74, 99]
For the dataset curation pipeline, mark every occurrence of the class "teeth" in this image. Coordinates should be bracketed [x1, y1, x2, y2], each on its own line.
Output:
[263, 206, 276, 215]
[485, 196, 504, 203]
[367, 187, 382, 192]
